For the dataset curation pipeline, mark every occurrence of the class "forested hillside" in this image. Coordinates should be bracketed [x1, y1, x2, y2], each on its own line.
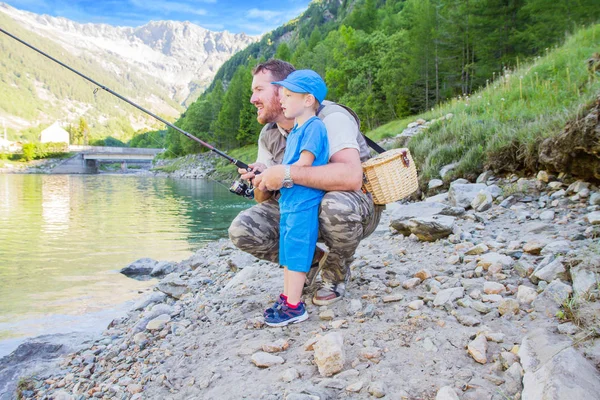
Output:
[164, 0, 600, 156]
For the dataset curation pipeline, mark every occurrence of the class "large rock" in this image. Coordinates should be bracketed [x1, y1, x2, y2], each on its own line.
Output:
[251, 352, 285, 368]
[467, 335, 488, 364]
[520, 329, 600, 399]
[156, 273, 190, 299]
[433, 287, 465, 307]
[571, 266, 598, 296]
[532, 259, 567, 283]
[448, 183, 488, 208]
[586, 211, 600, 225]
[221, 266, 260, 293]
[313, 332, 345, 377]
[406, 215, 456, 241]
[471, 190, 493, 212]
[120, 258, 158, 279]
[533, 280, 572, 317]
[389, 202, 449, 234]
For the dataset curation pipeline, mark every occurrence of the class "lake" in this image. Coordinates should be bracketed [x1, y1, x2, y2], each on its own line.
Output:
[0, 174, 251, 357]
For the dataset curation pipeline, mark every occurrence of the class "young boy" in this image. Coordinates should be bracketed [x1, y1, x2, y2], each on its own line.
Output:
[263, 70, 329, 327]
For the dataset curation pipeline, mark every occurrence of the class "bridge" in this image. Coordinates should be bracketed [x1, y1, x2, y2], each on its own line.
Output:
[52, 146, 164, 174]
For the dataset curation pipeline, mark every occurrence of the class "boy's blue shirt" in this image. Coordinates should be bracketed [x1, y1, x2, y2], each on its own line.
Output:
[279, 116, 329, 213]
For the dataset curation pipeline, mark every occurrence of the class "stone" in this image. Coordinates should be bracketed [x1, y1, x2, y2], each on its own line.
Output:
[368, 381, 387, 398]
[281, 368, 299, 382]
[465, 243, 489, 255]
[557, 322, 579, 335]
[539, 210, 555, 221]
[150, 261, 176, 277]
[536, 171, 549, 182]
[498, 299, 520, 316]
[120, 258, 157, 278]
[551, 189, 566, 199]
[156, 273, 190, 299]
[251, 352, 285, 368]
[533, 280, 573, 317]
[440, 163, 459, 179]
[483, 282, 505, 295]
[448, 183, 488, 208]
[359, 347, 383, 361]
[471, 190, 493, 212]
[415, 269, 432, 280]
[390, 202, 449, 227]
[523, 241, 545, 255]
[406, 215, 456, 241]
[455, 314, 481, 327]
[429, 179, 444, 190]
[590, 192, 600, 206]
[402, 278, 422, 289]
[127, 384, 143, 394]
[499, 351, 519, 370]
[514, 260, 534, 277]
[516, 285, 537, 304]
[346, 381, 364, 393]
[468, 335, 488, 364]
[262, 339, 289, 353]
[500, 196, 517, 208]
[540, 240, 572, 256]
[146, 314, 171, 330]
[436, 386, 460, 400]
[532, 259, 567, 283]
[503, 362, 524, 396]
[571, 266, 598, 296]
[132, 292, 167, 311]
[567, 181, 590, 194]
[319, 310, 335, 321]
[382, 294, 403, 303]
[520, 329, 600, 399]
[407, 300, 424, 310]
[313, 332, 345, 377]
[478, 253, 513, 269]
[222, 266, 260, 293]
[586, 211, 600, 225]
[433, 287, 465, 307]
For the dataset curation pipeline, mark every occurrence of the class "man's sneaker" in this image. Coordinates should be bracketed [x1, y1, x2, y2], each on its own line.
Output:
[264, 302, 308, 327]
[305, 245, 329, 289]
[312, 281, 345, 306]
[264, 294, 286, 317]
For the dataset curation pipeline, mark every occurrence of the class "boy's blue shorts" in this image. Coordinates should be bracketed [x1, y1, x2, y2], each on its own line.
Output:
[279, 206, 319, 273]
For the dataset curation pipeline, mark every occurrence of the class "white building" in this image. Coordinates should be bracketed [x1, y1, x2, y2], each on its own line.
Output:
[40, 122, 69, 145]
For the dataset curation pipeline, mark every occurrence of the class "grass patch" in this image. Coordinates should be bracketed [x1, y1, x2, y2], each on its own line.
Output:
[212, 145, 258, 182]
[364, 24, 600, 186]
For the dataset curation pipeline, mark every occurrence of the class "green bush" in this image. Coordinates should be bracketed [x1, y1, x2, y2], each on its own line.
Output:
[22, 143, 35, 161]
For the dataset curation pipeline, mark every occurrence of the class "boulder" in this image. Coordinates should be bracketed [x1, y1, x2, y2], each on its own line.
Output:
[533, 280, 572, 317]
[157, 273, 190, 299]
[471, 190, 493, 212]
[120, 258, 158, 279]
[586, 211, 600, 225]
[448, 183, 488, 208]
[520, 329, 600, 399]
[571, 266, 598, 296]
[406, 215, 456, 241]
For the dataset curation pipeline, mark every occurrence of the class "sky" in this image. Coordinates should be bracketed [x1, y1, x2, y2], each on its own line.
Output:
[4, 0, 312, 35]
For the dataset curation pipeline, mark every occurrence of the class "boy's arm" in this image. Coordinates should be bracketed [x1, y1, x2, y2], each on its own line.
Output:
[293, 150, 315, 167]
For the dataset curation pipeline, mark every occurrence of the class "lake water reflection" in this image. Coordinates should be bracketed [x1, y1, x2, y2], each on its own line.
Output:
[0, 174, 250, 353]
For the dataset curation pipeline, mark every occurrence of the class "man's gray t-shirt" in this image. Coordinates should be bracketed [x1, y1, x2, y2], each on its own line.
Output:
[256, 101, 371, 166]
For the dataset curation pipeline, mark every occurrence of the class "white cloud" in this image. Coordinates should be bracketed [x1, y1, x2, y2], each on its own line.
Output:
[129, 0, 208, 16]
[246, 8, 283, 21]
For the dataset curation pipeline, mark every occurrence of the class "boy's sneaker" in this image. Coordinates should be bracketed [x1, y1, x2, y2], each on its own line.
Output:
[264, 294, 286, 317]
[305, 245, 329, 289]
[264, 302, 308, 327]
[312, 281, 345, 306]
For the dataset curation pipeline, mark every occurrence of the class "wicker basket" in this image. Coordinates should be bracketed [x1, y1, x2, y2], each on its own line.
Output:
[362, 148, 418, 205]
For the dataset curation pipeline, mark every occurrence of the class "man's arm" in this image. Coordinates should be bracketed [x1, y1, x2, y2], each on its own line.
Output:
[254, 148, 363, 192]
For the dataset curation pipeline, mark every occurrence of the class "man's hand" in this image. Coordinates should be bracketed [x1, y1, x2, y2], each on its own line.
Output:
[254, 164, 286, 192]
[238, 162, 267, 181]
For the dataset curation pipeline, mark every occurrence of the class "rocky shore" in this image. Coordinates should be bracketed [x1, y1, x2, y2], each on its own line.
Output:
[2, 171, 600, 400]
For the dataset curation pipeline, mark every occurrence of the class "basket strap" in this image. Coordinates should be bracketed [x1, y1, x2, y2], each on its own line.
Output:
[362, 135, 386, 154]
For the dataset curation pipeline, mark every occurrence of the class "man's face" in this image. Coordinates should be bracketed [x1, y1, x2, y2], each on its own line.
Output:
[250, 70, 284, 125]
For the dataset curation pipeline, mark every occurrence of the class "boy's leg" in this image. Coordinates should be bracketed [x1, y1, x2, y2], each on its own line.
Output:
[286, 270, 306, 305]
[228, 198, 280, 263]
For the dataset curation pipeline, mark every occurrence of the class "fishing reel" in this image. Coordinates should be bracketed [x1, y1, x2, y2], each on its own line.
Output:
[229, 180, 255, 199]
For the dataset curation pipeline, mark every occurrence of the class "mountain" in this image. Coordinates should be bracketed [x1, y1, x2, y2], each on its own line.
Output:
[0, 3, 258, 141]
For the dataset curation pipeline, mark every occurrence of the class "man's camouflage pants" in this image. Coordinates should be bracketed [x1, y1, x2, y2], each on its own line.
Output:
[228, 190, 383, 284]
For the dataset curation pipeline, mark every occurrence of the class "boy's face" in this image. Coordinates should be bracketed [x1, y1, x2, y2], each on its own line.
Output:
[279, 87, 313, 119]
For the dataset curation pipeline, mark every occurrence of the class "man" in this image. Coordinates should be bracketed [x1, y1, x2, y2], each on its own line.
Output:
[228, 59, 383, 305]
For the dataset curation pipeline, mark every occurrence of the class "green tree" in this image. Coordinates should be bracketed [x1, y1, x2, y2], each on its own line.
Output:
[275, 43, 292, 61]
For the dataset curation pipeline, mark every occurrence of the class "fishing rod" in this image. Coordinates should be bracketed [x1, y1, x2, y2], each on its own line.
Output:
[0, 27, 255, 199]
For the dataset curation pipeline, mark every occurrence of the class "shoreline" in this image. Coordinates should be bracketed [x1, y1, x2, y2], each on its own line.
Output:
[2, 172, 599, 399]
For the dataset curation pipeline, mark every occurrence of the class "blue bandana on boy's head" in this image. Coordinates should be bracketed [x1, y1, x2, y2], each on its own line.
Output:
[272, 69, 328, 104]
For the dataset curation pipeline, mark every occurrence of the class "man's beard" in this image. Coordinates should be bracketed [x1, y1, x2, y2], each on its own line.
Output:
[257, 95, 283, 125]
